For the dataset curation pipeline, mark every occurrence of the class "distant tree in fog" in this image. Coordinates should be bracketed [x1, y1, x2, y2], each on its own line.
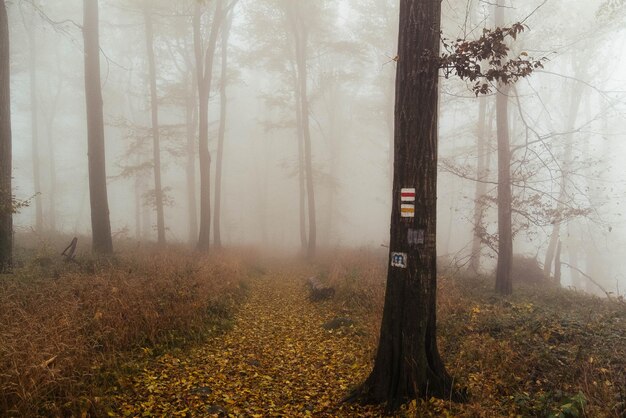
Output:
[194, 0, 221, 252]
[0, 0, 12, 271]
[25, 8, 42, 232]
[143, 0, 166, 246]
[213, 9, 234, 249]
[83, 0, 113, 253]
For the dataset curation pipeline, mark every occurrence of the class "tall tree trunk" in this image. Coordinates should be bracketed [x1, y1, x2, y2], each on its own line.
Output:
[83, 0, 113, 254]
[28, 22, 43, 232]
[186, 74, 198, 244]
[494, 0, 512, 295]
[194, 0, 223, 251]
[543, 79, 584, 277]
[469, 96, 488, 273]
[43, 75, 62, 233]
[45, 115, 57, 232]
[0, 0, 12, 271]
[292, 61, 307, 252]
[289, 2, 316, 259]
[354, 0, 455, 408]
[213, 11, 233, 249]
[144, 2, 166, 245]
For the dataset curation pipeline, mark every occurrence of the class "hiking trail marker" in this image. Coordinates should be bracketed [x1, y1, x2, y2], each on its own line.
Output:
[391, 252, 407, 268]
[400, 188, 415, 218]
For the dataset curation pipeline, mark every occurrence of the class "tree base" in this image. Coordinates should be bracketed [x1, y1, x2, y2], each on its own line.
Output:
[344, 375, 468, 413]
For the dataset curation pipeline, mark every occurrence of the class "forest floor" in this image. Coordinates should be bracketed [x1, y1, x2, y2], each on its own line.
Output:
[110, 266, 386, 417]
[2, 244, 625, 417]
[108, 257, 626, 418]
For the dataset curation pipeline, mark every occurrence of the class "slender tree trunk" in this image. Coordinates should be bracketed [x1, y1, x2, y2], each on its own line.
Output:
[186, 74, 198, 244]
[354, 0, 455, 408]
[567, 223, 581, 287]
[214, 11, 233, 249]
[83, 0, 113, 254]
[144, 2, 166, 245]
[292, 62, 307, 252]
[0, 0, 12, 271]
[543, 80, 584, 277]
[28, 23, 43, 232]
[494, 0, 512, 295]
[45, 116, 57, 232]
[469, 96, 488, 273]
[289, 2, 316, 259]
[134, 171, 141, 241]
[554, 240, 562, 284]
[43, 76, 62, 233]
[195, 0, 223, 251]
[495, 83, 512, 294]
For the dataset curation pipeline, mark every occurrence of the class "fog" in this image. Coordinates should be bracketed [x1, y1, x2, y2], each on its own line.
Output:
[6, 0, 626, 295]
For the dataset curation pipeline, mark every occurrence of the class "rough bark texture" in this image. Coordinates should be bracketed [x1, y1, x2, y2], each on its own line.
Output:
[494, 0, 512, 295]
[469, 96, 488, 273]
[355, 0, 455, 409]
[0, 0, 12, 271]
[144, 2, 166, 245]
[83, 0, 113, 254]
[194, 0, 223, 252]
[213, 11, 233, 249]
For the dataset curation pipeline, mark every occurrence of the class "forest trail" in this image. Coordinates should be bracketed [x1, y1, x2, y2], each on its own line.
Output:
[112, 269, 382, 417]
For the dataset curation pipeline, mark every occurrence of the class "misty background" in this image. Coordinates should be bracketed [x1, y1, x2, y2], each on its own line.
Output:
[6, 0, 626, 294]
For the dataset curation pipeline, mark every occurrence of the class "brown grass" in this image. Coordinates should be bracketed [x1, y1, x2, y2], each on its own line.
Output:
[0, 248, 249, 417]
[321, 251, 626, 417]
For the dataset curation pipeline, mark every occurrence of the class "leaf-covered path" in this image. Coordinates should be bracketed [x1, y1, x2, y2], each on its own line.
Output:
[112, 269, 384, 417]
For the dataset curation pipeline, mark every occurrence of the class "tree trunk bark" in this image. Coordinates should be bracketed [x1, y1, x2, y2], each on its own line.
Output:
[194, 0, 223, 252]
[469, 96, 488, 273]
[0, 0, 12, 271]
[28, 22, 43, 232]
[354, 0, 455, 408]
[144, 1, 166, 245]
[213, 11, 233, 249]
[83, 0, 113, 254]
[494, 0, 512, 295]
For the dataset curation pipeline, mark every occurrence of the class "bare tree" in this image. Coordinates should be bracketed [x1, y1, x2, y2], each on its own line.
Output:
[27, 12, 43, 232]
[194, 0, 223, 251]
[83, 0, 113, 254]
[287, 1, 316, 259]
[494, 0, 513, 295]
[0, 0, 12, 271]
[143, 0, 166, 245]
[213, 9, 234, 249]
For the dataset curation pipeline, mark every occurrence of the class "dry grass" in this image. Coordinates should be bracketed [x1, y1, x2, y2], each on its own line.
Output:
[321, 251, 626, 417]
[0, 247, 249, 417]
